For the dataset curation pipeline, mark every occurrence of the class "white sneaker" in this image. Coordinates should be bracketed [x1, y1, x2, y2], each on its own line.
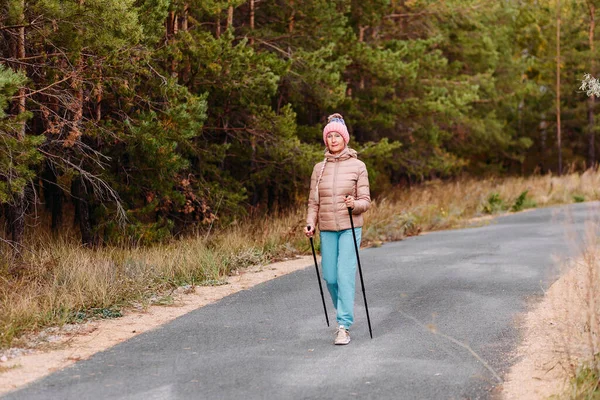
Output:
[334, 326, 351, 345]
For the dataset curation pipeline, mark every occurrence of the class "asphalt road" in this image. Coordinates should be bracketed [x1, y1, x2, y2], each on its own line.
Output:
[5, 202, 600, 400]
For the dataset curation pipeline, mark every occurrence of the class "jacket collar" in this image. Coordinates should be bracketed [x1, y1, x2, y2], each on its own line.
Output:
[324, 147, 357, 161]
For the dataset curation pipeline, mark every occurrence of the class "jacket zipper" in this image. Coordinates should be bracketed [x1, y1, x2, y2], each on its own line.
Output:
[333, 159, 340, 231]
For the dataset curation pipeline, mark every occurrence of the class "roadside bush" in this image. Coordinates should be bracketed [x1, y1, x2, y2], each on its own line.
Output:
[511, 190, 537, 212]
[482, 192, 506, 214]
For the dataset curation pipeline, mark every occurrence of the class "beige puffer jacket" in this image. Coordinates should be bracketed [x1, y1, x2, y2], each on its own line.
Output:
[306, 147, 371, 232]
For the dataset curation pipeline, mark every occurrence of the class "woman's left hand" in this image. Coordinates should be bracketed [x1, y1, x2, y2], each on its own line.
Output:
[344, 195, 355, 210]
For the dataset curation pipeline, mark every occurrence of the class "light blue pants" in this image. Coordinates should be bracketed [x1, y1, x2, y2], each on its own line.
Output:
[320, 228, 362, 329]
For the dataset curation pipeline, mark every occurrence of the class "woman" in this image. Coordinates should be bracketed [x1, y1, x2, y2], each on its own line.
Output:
[304, 113, 371, 345]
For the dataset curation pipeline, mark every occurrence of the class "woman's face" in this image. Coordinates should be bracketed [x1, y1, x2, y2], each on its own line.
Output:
[326, 132, 345, 154]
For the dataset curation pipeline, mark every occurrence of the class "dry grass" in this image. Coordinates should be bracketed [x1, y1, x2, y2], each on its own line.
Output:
[2, 169, 600, 349]
[364, 168, 600, 244]
[556, 231, 600, 399]
[0, 213, 307, 348]
[507, 221, 600, 399]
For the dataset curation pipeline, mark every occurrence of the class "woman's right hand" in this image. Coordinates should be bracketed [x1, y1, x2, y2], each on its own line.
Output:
[304, 225, 314, 238]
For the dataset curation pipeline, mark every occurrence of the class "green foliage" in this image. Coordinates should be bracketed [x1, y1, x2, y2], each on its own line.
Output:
[135, 0, 170, 44]
[566, 361, 600, 399]
[573, 195, 586, 203]
[0, 65, 25, 117]
[69, 307, 123, 323]
[32, 0, 143, 54]
[356, 138, 402, 195]
[369, 211, 421, 243]
[482, 193, 506, 214]
[288, 45, 350, 111]
[0, 134, 44, 204]
[0, 66, 41, 203]
[511, 190, 537, 212]
[111, 87, 226, 239]
[3, 0, 600, 245]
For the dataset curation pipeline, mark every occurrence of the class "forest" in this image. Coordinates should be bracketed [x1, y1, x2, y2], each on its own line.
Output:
[0, 0, 598, 255]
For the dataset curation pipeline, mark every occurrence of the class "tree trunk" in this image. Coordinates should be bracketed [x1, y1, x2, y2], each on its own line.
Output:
[289, 0, 295, 33]
[250, 133, 258, 206]
[67, 0, 86, 147]
[4, 193, 25, 271]
[95, 79, 102, 122]
[167, 10, 178, 77]
[216, 7, 221, 38]
[6, 0, 27, 264]
[359, 25, 367, 89]
[167, 10, 175, 38]
[42, 163, 63, 232]
[72, 177, 95, 247]
[67, 71, 83, 146]
[227, 4, 234, 30]
[518, 99, 524, 173]
[539, 116, 548, 174]
[250, 0, 255, 44]
[6, 0, 26, 139]
[359, 25, 366, 42]
[172, 12, 179, 36]
[588, 1, 596, 167]
[50, 186, 63, 233]
[16, 13, 25, 140]
[556, 0, 562, 175]
[180, 4, 190, 82]
[4, 199, 24, 249]
[181, 3, 189, 32]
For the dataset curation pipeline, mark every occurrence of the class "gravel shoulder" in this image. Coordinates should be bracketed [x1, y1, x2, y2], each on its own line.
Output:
[502, 254, 596, 399]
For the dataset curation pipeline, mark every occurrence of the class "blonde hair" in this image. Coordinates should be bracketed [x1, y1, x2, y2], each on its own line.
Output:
[314, 157, 327, 202]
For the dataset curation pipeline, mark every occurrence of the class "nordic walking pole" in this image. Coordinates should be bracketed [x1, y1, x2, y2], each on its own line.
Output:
[308, 226, 330, 327]
[346, 198, 373, 339]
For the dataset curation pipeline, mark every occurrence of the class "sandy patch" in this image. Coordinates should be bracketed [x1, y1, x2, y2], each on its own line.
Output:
[0, 255, 315, 395]
[502, 251, 599, 399]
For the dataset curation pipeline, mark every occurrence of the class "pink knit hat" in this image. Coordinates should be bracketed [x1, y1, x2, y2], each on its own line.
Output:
[322, 113, 349, 146]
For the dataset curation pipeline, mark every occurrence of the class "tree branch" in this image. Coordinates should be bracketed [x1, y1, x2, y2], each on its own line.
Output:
[10, 74, 74, 100]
